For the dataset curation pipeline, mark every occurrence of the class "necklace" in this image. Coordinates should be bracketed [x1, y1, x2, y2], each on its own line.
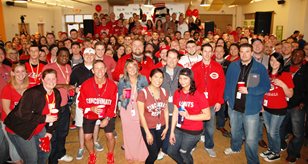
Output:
[56, 62, 69, 84]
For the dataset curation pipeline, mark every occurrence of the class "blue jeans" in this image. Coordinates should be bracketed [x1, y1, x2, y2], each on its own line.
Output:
[167, 128, 201, 164]
[141, 126, 165, 164]
[162, 116, 172, 154]
[216, 103, 226, 128]
[8, 128, 49, 164]
[280, 107, 305, 158]
[258, 113, 265, 141]
[228, 108, 260, 164]
[204, 106, 215, 149]
[0, 122, 9, 163]
[263, 111, 285, 154]
[49, 105, 70, 164]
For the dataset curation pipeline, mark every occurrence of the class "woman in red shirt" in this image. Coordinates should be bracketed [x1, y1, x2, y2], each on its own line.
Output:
[167, 68, 210, 164]
[137, 68, 169, 164]
[225, 43, 240, 62]
[261, 52, 294, 162]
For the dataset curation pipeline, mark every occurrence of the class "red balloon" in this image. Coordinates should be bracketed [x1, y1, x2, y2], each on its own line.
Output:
[192, 9, 199, 17]
[95, 4, 102, 12]
[186, 9, 192, 17]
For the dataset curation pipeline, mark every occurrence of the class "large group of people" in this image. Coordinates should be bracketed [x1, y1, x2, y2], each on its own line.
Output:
[0, 10, 308, 164]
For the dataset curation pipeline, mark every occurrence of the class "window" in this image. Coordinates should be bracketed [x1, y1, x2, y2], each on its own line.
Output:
[65, 14, 92, 33]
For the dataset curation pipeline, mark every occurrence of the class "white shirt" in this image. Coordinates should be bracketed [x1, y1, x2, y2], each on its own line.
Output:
[178, 54, 202, 69]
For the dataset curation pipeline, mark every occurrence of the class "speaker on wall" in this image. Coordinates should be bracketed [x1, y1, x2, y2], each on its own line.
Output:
[204, 21, 215, 37]
[83, 19, 94, 35]
[254, 12, 272, 35]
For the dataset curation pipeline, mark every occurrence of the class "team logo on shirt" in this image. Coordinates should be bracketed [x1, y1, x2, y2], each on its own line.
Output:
[210, 72, 219, 79]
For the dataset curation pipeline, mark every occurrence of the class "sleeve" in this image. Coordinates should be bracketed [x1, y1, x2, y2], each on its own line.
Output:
[283, 72, 295, 89]
[173, 90, 179, 108]
[137, 89, 146, 103]
[1, 85, 12, 100]
[105, 85, 118, 118]
[77, 83, 89, 110]
[197, 91, 209, 109]
[112, 59, 124, 81]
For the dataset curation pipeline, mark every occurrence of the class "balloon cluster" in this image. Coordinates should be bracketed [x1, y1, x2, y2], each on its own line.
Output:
[185, 9, 199, 17]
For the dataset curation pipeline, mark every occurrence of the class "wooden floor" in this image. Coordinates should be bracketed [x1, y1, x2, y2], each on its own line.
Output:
[61, 118, 308, 164]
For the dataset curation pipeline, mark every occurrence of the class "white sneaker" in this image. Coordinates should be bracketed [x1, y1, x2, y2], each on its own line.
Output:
[200, 135, 205, 142]
[58, 154, 73, 162]
[224, 148, 240, 155]
[205, 148, 216, 157]
[190, 147, 196, 155]
[157, 151, 165, 160]
[94, 142, 104, 152]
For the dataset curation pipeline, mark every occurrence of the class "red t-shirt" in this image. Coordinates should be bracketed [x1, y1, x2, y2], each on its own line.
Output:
[98, 25, 112, 36]
[137, 87, 168, 129]
[173, 90, 209, 131]
[25, 62, 45, 87]
[263, 72, 294, 109]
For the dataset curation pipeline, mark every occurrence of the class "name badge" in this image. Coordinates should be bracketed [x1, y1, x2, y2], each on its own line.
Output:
[204, 92, 209, 99]
[236, 92, 241, 99]
[168, 96, 173, 103]
[263, 100, 268, 107]
[131, 109, 136, 117]
[156, 123, 161, 130]
[176, 123, 182, 128]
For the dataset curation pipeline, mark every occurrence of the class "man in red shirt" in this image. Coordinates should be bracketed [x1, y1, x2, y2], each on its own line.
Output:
[98, 17, 112, 37]
[191, 43, 225, 158]
[94, 42, 116, 80]
[78, 60, 118, 164]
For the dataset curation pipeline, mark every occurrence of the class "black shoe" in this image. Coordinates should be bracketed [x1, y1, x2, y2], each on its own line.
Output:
[286, 156, 296, 163]
[264, 153, 280, 162]
[217, 128, 231, 138]
[258, 140, 268, 148]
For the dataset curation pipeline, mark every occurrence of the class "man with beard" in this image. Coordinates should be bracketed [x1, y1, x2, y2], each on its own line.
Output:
[112, 40, 154, 81]
[178, 40, 202, 69]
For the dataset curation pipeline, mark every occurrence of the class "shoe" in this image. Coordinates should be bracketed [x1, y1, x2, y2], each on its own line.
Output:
[58, 155, 73, 162]
[107, 152, 114, 164]
[264, 153, 280, 162]
[88, 153, 96, 164]
[94, 142, 104, 152]
[258, 140, 268, 148]
[190, 147, 196, 155]
[280, 144, 287, 152]
[224, 148, 240, 155]
[259, 150, 272, 158]
[157, 151, 165, 160]
[121, 145, 125, 150]
[286, 156, 296, 163]
[217, 128, 231, 138]
[200, 135, 205, 142]
[69, 124, 77, 130]
[205, 148, 216, 157]
[76, 148, 84, 160]
[113, 131, 118, 139]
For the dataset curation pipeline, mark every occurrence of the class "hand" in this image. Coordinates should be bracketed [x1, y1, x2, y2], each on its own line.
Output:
[146, 133, 154, 145]
[214, 103, 221, 112]
[75, 86, 81, 93]
[161, 127, 168, 140]
[272, 79, 286, 88]
[44, 133, 52, 139]
[91, 106, 103, 115]
[238, 87, 248, 94]
[169, 132, 176, 145]
[100, 118, 109, 128]
[45, 114, 57, 123]
[179, 110, 190, 119]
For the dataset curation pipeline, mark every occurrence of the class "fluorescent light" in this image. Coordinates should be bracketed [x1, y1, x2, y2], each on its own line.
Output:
[200, 0, 210, 7]
[144, 0, 153, 7]
[14, 0, 28, 3]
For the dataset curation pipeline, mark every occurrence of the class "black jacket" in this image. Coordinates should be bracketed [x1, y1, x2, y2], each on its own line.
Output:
[4, 84, 61, 140]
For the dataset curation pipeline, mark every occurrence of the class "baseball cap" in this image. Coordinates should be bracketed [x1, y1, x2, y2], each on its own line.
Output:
[83, 48, 95, 54]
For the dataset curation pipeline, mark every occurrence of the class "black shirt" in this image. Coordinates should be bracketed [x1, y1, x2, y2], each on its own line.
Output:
[69, 63, 94, 86]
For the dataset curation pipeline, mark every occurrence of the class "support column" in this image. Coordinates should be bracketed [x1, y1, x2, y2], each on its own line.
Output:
[0, 0, 7, 41]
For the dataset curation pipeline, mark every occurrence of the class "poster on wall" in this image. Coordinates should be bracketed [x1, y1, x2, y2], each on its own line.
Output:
[276, 25, 283, 41]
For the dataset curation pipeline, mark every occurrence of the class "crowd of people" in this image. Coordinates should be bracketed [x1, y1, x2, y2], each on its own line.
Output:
[0, 10, 308, 164]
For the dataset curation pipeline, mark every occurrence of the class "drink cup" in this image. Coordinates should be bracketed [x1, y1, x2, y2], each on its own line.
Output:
[237, 82, 245, 90]
[50, 109, 59, 117]
[97, 105, 105, 118]
[123, 88, 132, 99]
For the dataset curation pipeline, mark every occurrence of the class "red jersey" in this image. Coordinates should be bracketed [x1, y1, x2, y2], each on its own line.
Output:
[1, 84, 22, 123]
[137, 87, 168, 129]
[173, 90, 209, 131]
[98, 25, 112, 36]
[112, 26, 128, 36]
[112, 54, 155, 81]
[263, 72, 294, 109]
[192, 60, 225, 106]
[78, 78, 118, 120]
[25, 62, 45, 87]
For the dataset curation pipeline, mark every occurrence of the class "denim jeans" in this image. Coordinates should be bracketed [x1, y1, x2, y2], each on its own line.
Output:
[49, 104, 70, 164]
[0, 122, 9, 163]
[204, 106, 215, 149]
[228, 108, 260, 164]
[258, 113, 265, 141]
[8, 128, 49, 164]
[141, 126, 165, 164]
[263, 110, 285, 154]
[216, 103, 226, 128]
[280, 107, 305, 158]
[162, 116, 172, 154]
[167, 128, 201, 164]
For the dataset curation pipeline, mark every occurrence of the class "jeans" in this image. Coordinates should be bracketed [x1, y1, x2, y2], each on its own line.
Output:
[280, 107, 305, 158]
[258, 113, 265, 141]
[167, 128, 201, 164]
[263, 111, 285, 154]
[141, 126, 165, 164]
[204, 106, 215, 149]
[162, 116, 172, 154]
[8, 128, 49, 164]
[0, 122, 9, 163]
[49, 104, 70, 164]
[216, 103, 226, 128]
[228, 108, 260, 164]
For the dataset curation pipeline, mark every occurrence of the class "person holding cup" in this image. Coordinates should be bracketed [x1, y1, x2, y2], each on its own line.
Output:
[4, 68, 61, 164]
[118, 59, 149, 163]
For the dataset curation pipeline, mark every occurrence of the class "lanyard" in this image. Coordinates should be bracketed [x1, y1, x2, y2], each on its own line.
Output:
[93, 79, 108, 97]
[29, 62, 40, 82]
[56, 62, 69, 84]
[46, 91, 55, 105]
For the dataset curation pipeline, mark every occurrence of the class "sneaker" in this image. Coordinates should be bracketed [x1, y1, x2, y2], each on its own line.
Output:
[224, 148, 240, 155]
[264, 153, 280, 162]
[76, 148, 84, 160]
[190, 147, 196, 155]
[113, 131, 118, 139]
[280, 145, 287, 152]
[205, 148, 216, 157]
[58, 154, 73, 162]
[217, 128, 231, 138]
[88, 153, 96, 164]
[69, 124, 77, 130]
[107, 152, 114, 164]
[200, 135, 205, 142]
[94, 142, 104, 152]
[157, 151, 165, 160]
[259, 150, 272, 158]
